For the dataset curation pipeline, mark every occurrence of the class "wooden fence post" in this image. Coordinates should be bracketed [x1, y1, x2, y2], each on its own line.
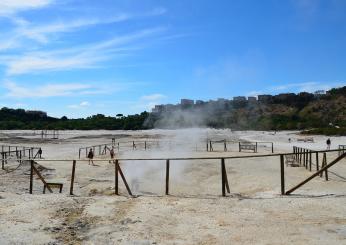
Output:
[280, 154, 285, 195]
[316, 152, 319, 171]
[30, 160, 34, 194]
[221, 158, 226, 196]
[70, 160, 76, 195]
[165, 159, 170, 195]
[223, 158, 230, 194]
[115, 159, 119, 195]
[1, 152, 4, 170]
[117, 162, 132, 196]
[324, 153, 328, 181]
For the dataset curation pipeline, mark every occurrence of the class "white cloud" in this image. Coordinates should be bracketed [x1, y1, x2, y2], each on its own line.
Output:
[15, 15, 133, 44]
[246, 90, 263, 97]
[6, 52, 106, 75]
[3, 27, 165, 75]
[68, 101, 90, 109]
[3, 81, 104, 98]
[0, 0, 53, 16]
[141, 93, 166, 101]
[0, 37, 19, 51]
[0, 7, 167, 49]
[133, 93, 167, 111]
[143, 101, 158, 111]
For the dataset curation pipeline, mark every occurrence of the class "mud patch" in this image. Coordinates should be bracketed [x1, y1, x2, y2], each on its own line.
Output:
[49, 199, 99, 244]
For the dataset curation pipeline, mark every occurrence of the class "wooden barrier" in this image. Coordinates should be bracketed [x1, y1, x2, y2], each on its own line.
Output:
[40, 130, 59, 139]
[207, 140, 273, 153]
[29, 160, 54, 194]
[297, 137, 314, 143]
[292, 146, 329, 181]
[239, 142, 257, 153]
[79, 140, 166, 159]
[22, 148, 345, 197]
[339, 145, 346, 156]
[208, 140, 227, 152]
[1, 145, 42, 170]
[285, 152, 346, 195]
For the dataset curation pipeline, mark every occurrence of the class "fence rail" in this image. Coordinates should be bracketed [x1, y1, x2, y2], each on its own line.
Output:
[13, 148, 345, 197]
[1, 145, 41, 170]
[78, 140, 171, 159]
[339, 145, 346, 156]
[207, 140, 274, 153]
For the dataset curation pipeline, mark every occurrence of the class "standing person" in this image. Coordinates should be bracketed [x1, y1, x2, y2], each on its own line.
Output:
[326, 138, 331, 150]
[37, 148, 43, 158]
[87, 148, 94, 165]
[109, 147, 115, 163]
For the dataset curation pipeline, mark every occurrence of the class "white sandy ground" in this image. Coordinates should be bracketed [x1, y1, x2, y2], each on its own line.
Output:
[0, 129, 346, 244]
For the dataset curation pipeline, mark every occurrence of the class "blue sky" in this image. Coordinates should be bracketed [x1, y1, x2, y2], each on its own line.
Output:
[0, 0, 345, 118]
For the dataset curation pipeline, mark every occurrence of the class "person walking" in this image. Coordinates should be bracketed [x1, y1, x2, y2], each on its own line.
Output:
[109, 147, 115, 163]
[87, 148, 94, 165]
[326, 138, 331, 150]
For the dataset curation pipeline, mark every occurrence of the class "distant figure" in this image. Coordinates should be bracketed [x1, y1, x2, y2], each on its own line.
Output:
[37, 148, 42, 158]
[288, 138, 291, 143]
[109, 147, 115, 163]
[326, 138, 331, 150]
[87, 149, 94, 165]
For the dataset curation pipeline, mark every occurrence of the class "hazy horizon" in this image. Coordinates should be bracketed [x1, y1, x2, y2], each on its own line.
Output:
[1, 0, 345, 118]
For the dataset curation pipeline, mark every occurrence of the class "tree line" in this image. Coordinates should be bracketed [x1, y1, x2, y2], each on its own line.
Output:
[0, 86, 345, 135]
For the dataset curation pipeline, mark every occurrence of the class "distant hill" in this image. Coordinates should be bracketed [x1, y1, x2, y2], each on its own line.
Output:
[144, 86, 346, 134]
[0, 86, 345, 134]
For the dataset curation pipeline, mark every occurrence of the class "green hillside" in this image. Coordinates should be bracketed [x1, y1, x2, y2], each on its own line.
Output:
[0, 86, 345, 135]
